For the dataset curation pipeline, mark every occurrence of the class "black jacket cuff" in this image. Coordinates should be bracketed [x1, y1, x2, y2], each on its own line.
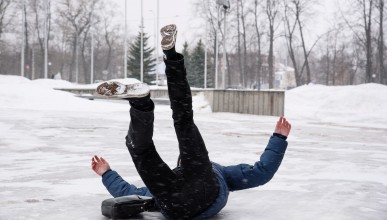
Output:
[273, 133, 287, 140]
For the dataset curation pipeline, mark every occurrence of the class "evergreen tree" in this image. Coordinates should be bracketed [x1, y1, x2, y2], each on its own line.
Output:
[181, 41, 193, 83]
[127, 32, 156, 84]
[181, 41, 190, 65]
[188, 39, 205, 88]
[206, 54, 215, 88]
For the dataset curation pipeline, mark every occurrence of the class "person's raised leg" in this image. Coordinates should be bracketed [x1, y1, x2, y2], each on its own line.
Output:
[161, 25, 211, 173]
[161, 24, 219, 213]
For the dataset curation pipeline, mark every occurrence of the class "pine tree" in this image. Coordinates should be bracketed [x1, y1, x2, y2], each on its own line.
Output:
[181, 41, 192, 83]
[189, 39, 205, 88]
[181, 41, 190, 64]
[127, 32, 156, 84]
[206, 54, 215, 88]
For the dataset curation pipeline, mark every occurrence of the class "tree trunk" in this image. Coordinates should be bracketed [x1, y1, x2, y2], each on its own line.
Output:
[240, 0, 248, 88]
[284, 3, 301, 86]
[266, 0, 278, 89]
[105, 34, 112, 71]
[34, 0, 51, 79]
[0, 0, 11, 40]
[236, 0, 244, 87]
[254, 0, 262, 90]
[332, 40, 337, 85]
[363, 0, 373, 83]
[81, 30, 91, 84]
[23, 5, 31, 78]
[297, 19, 311, 84]
[325, 38, 330, 85]
[69, 34, 77, 82]
[378, 0, 385, 84]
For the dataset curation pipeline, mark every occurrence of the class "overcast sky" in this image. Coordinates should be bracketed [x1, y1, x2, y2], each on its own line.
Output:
[110, 0, 196, 52]
[110, 0, 337, 55]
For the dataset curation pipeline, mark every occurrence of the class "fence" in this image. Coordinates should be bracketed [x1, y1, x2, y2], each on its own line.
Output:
[56, 88, 285, 116]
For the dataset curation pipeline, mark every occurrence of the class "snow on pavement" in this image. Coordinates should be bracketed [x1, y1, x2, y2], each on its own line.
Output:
[0, 75, 386, 220]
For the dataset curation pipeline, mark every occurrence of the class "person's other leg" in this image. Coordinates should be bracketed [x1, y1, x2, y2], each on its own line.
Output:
[125, 95, 179, 199]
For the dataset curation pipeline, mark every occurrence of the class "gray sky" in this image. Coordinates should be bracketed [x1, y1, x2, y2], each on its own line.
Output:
[110, 0, 337, 56]
[111, 0, 197, 53]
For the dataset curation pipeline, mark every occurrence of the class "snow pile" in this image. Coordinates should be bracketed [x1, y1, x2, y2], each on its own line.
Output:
[2, 75, 387, 124]
[285, 83, 387, 124]
[193, 93, 212, 113]
[0, 75, 126, 112]
[0, 75, 211, 113]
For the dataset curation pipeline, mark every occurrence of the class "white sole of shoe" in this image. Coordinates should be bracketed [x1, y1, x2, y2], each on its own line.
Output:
[95, 81, 150, 99]
[161, 33, 177, 50]
[160, 24, 177, 37]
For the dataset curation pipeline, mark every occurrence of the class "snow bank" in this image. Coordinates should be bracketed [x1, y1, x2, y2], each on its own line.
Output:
[2, 75, 387, 124]
[0, 75, 126, 112]
[286, 83, 387, 124]
[0, 75, 211, 113]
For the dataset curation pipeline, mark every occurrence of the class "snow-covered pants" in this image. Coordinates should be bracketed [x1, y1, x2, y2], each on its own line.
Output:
[126, 53, 219, 219]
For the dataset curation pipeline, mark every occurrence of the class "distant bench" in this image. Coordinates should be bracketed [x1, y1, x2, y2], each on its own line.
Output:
[55, 88, 284, 116]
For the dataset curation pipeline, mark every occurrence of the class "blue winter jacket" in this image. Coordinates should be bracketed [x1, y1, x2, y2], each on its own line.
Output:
[102, 135, 288, 219]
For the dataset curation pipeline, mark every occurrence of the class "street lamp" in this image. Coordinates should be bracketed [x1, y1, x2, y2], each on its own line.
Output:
[216, 0, 230, 89]
[124, 0, 128, 79]
[149, 10, 157, 85]
[140, 0, 144, 82]
[216, 0, 230, 9]
[48, 62, 52, 78]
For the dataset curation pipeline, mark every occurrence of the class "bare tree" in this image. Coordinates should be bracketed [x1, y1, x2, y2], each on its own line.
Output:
[239, 0, 249, 87]
[100, 10, 119, 72]
[31, 0, 52, 78]
[0, 0, 11, 74]
[284, 0, 301, 85]
[377, 0, 385, 84]
[343, 0, 375, 83]
[265, 0, 281, 89]
[253, 0, 264, 90]
[58, 0, 99, 83]
[236, 0, 244, 87]
[363, 0, 375, 83]
[294, 0, 313, 83]
[0, 0, 11, 40]
[193, 0, 222, 88]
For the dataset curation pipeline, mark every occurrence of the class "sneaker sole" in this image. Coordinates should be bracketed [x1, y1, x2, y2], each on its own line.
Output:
[161, 34, 176, 50]
[95, 81, 150, 99]
[160, 24, 177, 37]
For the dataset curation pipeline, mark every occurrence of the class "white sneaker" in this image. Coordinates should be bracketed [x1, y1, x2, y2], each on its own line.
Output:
[160, 24, 177, 50]
[160, 24, 177, 37]
[95, 79, 150, 98]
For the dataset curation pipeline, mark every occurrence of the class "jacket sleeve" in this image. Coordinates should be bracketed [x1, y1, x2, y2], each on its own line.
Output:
[102, 169, 150, 197]
[223, 135, 288, 191]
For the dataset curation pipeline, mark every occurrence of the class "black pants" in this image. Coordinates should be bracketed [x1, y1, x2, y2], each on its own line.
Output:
[126, 54, 219, 219]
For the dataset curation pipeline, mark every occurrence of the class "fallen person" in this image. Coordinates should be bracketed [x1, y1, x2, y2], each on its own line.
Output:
[92, 24, 291, 219]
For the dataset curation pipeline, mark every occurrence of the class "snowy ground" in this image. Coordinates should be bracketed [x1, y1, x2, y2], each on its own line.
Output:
[1, 75, 387, 220]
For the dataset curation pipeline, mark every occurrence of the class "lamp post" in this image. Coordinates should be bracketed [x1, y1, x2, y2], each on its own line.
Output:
[48, 62, 52, 78]
[216, 0, 230, 89]
[149, 10, 157, 85]
[124, 0, 127, 78]
[91, 30, 94, 83]
[214, 4, 219, 89]
[204, 17, 208, 89]
[21, 0, 25, 77]
[156, 0, 160, 86]
[140, 0, 144, 82]
[44, 0, 49, 79]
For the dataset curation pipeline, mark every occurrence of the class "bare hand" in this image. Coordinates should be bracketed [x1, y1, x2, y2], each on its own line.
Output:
[91, 155, 111, 176]
[274, 116, 291, 137]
